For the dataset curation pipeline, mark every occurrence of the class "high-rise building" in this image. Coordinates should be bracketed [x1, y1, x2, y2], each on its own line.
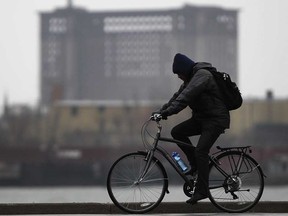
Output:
[40, 3, 238, 108]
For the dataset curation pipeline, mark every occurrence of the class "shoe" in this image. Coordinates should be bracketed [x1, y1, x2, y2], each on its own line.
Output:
[186, 193, 208, 205]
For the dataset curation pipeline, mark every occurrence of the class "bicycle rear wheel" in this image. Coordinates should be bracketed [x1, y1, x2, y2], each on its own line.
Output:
[107, 152, 168, 213]
[208, 151, 264, 213]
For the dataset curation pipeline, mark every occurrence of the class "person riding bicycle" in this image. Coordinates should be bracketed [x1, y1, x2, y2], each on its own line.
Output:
[152, 53, 230, 204]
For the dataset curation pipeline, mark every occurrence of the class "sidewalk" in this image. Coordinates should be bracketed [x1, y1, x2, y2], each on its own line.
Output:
[0, 201, 287, 214]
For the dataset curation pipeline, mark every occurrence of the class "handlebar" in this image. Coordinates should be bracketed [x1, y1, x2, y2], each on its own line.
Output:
[150, 114, 162, 122]
[142, 116, 163, 150]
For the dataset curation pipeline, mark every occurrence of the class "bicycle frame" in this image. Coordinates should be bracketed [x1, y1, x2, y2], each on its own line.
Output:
[141, 120, 199, 189]
[141, 120, 256, 191]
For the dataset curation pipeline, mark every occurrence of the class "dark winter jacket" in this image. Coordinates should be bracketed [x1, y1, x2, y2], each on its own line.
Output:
[161, 62, 230, 129]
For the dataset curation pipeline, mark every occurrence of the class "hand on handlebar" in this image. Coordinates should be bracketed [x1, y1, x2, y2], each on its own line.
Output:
[150, 111, 168, 121]
[150, 113, 162, 121]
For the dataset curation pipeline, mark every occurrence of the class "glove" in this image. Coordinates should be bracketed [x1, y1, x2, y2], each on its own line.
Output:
[151, 111, 161, 121]
[151, 111, 160, 116]
[160, 110, 168, 120]
[150, 110, 168, 121]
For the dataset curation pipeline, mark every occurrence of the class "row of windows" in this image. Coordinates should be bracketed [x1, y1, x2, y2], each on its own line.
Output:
[116, 68, 160, 77]
[103, 15, 173, 33]
[104, 58, 161, 78]
[47, 13, 235, 35]
[47, 16, 173, 34]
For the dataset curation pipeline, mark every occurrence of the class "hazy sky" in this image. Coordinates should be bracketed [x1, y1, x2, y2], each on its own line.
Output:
[0, 0, 288, 112]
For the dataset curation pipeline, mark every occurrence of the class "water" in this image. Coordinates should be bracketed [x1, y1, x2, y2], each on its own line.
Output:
[0, 185, 287, 203]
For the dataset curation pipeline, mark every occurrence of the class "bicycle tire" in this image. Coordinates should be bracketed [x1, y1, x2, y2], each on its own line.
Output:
[107, 152, 168, 213]
[208, 151, 264, 213]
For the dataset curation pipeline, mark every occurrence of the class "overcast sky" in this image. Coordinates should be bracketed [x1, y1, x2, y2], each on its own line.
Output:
[0, 0, 287, 112]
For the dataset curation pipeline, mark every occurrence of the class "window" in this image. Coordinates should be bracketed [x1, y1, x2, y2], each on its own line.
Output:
[49, 17, 67, 33]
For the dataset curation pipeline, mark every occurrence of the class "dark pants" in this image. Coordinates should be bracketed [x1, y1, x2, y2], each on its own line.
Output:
[171, 117, 224, 196]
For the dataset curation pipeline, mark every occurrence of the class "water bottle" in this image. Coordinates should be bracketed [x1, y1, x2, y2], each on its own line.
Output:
[172, 152, 188, 172]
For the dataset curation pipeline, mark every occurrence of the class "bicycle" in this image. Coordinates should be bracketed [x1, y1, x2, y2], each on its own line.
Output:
[107, 115, 265, 213]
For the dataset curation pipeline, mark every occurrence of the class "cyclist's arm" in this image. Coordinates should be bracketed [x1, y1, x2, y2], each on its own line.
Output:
[162, 70, 211, 116]
[160, 84, 185, 111]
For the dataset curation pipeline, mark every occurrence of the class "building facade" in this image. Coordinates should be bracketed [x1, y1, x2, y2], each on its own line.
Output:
[40, 4, 238, 108]
[38, 98, 288, 148]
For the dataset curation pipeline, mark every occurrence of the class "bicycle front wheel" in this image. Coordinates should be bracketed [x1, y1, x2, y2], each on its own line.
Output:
[107, 152, 168, 213]
[208, 151, 264, 213]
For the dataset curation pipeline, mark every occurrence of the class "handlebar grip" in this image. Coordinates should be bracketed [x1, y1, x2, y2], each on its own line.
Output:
[151, 114, 162, 121]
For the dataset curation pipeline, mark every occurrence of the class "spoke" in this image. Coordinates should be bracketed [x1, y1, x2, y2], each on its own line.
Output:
[107, 153, 166, 213]
[208, 152, 263, 213]
[141, 178, 167, 183]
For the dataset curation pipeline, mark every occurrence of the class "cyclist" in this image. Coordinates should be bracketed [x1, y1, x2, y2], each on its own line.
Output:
[153, 53, 230, 204]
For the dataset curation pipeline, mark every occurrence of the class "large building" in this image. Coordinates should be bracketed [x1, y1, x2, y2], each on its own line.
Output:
[40, 3, 238, 108]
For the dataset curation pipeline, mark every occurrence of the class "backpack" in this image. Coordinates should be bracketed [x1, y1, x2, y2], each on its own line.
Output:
[206, 67, 243, 111]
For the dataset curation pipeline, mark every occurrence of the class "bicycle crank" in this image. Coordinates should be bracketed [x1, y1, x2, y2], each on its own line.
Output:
[183, 180, 195, 197]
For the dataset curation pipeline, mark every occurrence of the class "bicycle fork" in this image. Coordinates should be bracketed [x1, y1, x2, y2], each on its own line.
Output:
[136, 127, 162, 184]
[135, 150, 156, 184]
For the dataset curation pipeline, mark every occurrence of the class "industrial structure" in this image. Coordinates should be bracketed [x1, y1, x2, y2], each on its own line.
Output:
[40, 3, 238, 108]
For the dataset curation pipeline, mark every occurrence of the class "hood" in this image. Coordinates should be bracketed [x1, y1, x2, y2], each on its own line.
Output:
[192, 62, 213, 74]
[172, 53, 195, 77]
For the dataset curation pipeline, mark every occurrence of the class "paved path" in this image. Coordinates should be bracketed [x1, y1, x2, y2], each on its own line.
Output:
[0, 201, 287, 214]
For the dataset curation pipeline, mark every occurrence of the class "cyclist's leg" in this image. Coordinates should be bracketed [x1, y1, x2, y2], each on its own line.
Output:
[171, 117, 201, 168]
[194, 125, 224, 197]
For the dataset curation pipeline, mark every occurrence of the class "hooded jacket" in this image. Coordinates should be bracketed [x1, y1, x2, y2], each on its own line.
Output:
[161, 58, 230, 129]
[172, 53, 195, 77]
